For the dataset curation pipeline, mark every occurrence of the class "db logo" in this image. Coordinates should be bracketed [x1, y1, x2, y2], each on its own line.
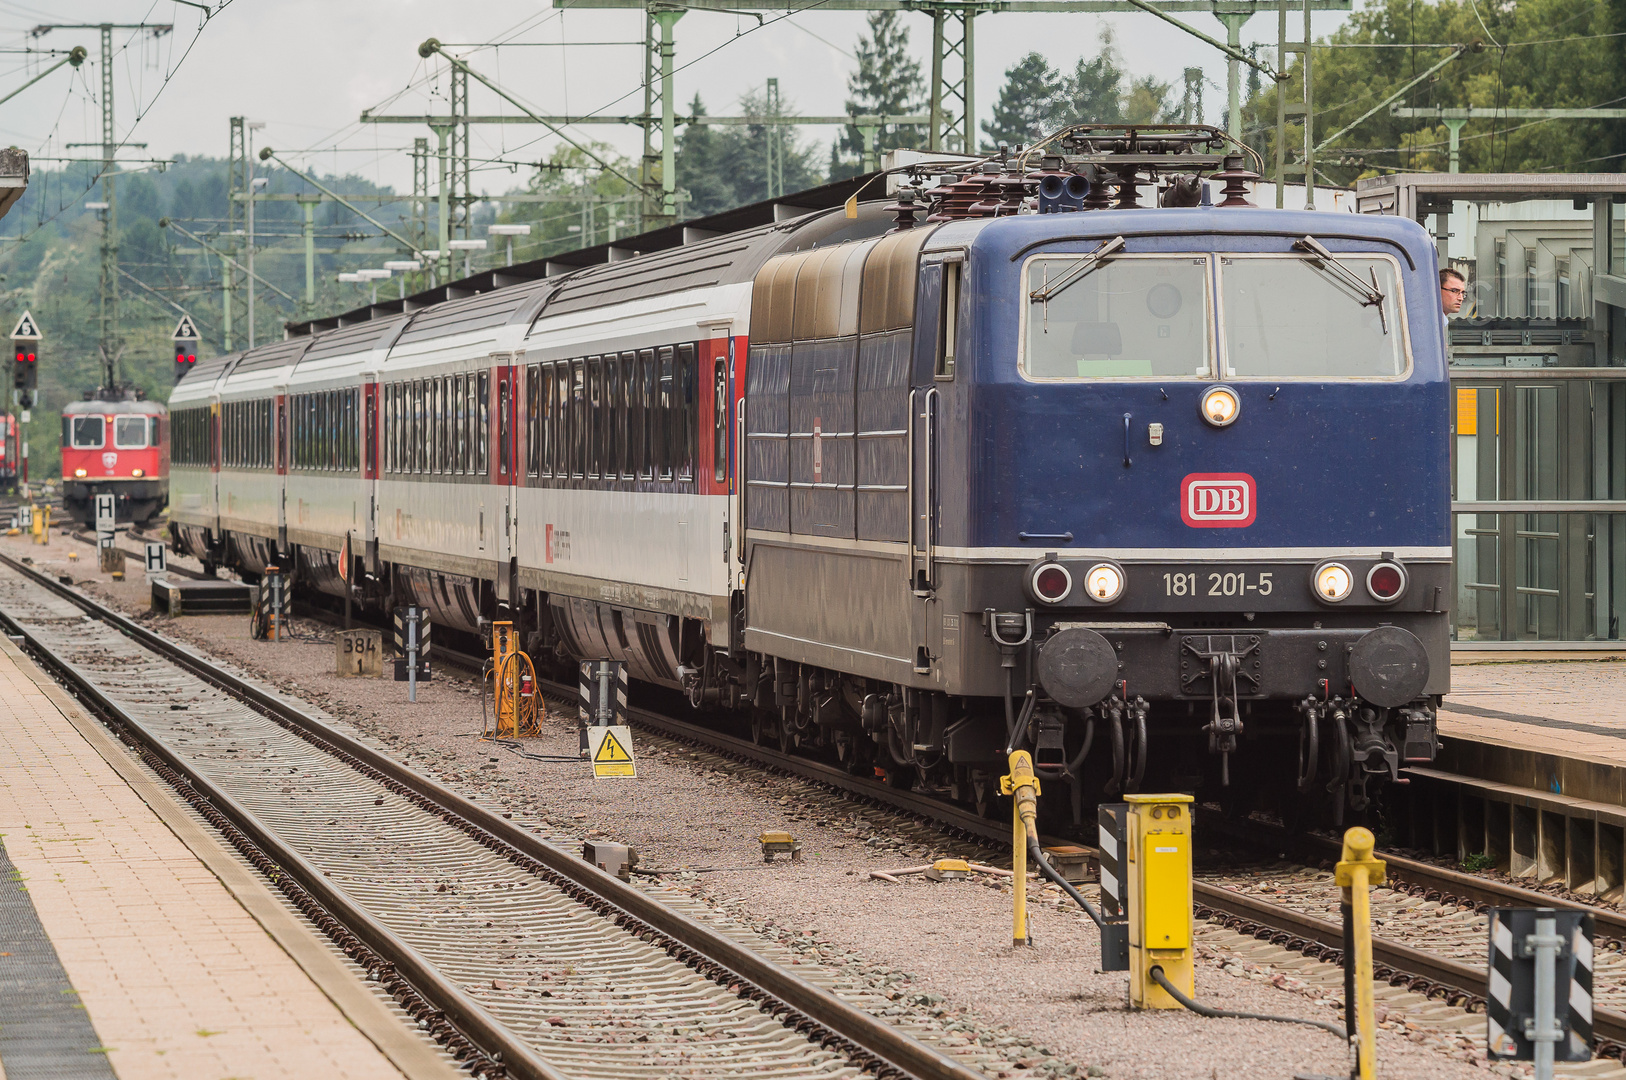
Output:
[1181, 472, 1256, 528]
[101, 452, 117, 471]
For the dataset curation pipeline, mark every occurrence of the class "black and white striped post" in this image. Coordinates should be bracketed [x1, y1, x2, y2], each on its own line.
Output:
[1096, 802, 1129, 972]
[1487, 907, 1594, 1079]
[393, 606, 432, 700]
[577, 660, 628, 757]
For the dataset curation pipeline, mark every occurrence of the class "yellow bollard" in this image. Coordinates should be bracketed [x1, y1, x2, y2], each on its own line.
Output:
[38, 505, 49, 545]
[999, 750, 1040, 946]
[1335, 826, 1387, 1080]
[29, 504, 41, 544]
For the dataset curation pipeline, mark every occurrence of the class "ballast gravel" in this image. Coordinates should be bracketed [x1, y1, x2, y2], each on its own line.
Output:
[11, 528, 1581, 1080]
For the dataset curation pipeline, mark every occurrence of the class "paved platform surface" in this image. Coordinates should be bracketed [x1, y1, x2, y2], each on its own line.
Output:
[0, 635, 439, 1080]
[1444, 657, 1626, 766]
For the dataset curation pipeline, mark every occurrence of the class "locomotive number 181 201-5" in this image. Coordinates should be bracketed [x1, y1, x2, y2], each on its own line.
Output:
[1161, 571, 1274, 597]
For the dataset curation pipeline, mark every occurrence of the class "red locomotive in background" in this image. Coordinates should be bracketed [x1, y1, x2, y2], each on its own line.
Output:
[0, 413, 17, 495]
[61, 392, 168, 526]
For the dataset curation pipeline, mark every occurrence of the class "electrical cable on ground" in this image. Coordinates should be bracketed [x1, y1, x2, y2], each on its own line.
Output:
[1149, 966, 1350, 1039]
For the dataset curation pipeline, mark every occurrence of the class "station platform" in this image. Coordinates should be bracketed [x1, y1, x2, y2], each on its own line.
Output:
[1443, 658, 1626, 767]
[0, 635, 453, 1080]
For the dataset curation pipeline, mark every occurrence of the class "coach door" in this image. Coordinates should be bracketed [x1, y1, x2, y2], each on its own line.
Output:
[492, 353, 517, 608]
[274, 389, 288, 548]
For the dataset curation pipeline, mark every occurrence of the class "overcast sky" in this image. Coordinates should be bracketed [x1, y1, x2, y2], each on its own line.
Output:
[0, 0, 1353, 197]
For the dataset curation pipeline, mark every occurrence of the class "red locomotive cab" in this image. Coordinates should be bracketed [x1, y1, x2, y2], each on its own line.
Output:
[60, 396, 169, 527]
[0, 413, 16, 495]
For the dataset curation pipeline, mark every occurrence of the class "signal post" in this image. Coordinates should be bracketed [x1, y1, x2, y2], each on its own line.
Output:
[10, 310, 39, 497]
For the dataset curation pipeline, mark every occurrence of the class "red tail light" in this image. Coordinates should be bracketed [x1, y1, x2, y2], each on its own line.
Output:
[1031, 563, 1073, 604]
[1366, 562, 1407, 602]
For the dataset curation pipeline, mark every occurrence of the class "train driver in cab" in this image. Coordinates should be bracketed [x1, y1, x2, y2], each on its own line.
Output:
[1440, 267, 1467, 317]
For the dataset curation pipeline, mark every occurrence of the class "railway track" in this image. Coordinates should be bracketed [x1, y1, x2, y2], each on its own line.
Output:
[550, 677, 1626, 1058]
[0, 551, 984, 1080]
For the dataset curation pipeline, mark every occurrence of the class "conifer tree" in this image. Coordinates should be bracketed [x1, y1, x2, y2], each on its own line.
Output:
[982, 52, 1066, 149]
[832, 11, 926, 177]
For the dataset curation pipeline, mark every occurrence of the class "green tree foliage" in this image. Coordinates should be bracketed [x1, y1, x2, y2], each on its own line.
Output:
[983, 53, 1067, 148]
[1248, 0, 1624, 182]
[833, 12, 927, 177]
[678, 91, 824, 217]
[983, 33, 1176, 150]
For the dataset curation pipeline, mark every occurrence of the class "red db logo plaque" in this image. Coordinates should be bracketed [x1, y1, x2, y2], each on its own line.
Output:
[1181, 473, 1256, 528]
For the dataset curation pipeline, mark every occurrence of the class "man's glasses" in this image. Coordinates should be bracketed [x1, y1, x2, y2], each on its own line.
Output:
[1442, 287, 1467, 296]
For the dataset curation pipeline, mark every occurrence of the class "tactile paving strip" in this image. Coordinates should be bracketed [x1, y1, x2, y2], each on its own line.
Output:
[0, 837, 116, 1080]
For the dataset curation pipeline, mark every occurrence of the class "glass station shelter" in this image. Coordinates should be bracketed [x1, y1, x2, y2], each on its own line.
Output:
[1358, 174, 1626, 647]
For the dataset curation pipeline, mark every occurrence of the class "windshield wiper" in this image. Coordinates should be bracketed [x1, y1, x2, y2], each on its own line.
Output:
[1291, 234, 1389, 334]
[1029, 235, 1126, 305]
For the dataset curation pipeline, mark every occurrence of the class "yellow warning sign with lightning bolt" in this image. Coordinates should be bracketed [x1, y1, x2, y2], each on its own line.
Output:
[587, 725, 636, 778]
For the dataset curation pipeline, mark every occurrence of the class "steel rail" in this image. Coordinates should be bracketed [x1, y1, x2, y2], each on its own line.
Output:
[555, 677, 1626, 1052]
[0, 551, 982, 1080]
[1208, 816, 1626, 940]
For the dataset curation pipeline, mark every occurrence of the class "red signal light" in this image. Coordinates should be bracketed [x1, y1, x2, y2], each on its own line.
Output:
[26, 352, 34, 362]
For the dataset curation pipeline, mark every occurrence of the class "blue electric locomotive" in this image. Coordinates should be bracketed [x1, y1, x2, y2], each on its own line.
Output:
[738, 128, 1446, 822]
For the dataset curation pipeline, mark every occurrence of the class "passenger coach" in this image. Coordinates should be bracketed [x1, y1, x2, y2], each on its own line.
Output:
[171, 127, 1449, 822]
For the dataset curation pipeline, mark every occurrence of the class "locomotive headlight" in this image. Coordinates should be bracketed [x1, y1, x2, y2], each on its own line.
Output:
[1200, 385, 1241, 427]
[73, 468, 87, 478]
[131, 468, 144, 478]
[1313, 561, 1354, 602]
[1084, 562, 1125, 603]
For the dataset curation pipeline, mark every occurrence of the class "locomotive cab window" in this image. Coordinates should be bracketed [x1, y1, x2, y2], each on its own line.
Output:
[1021, 255, 1211, 380]
[114, 415, 148, 449]
[1219, 254, 1409, 379]
[71, 416, 106, 448]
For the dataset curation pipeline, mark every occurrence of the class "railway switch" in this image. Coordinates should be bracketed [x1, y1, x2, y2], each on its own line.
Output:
[758, 831, 802, 862]
[1125, 794, 1194, 1009]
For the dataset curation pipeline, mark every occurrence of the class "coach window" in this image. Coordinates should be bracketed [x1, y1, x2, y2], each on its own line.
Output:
[657, 346, 676, 480]
[1020, 254, 1212, 380]
[566, 361, 583, 478]
[581, 356, 599, 479]
[417, 380, 429, 474]
[433, 377, 442, 474]
[605, 354, 624, 480]
[1219, 254, 1408, 379]
[539, 367, 559, 478]
[677, 343, 696, 480]
[454, 373, 468, 474]
[476, 371, 490, 476]
[441, 376, 453, 473]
